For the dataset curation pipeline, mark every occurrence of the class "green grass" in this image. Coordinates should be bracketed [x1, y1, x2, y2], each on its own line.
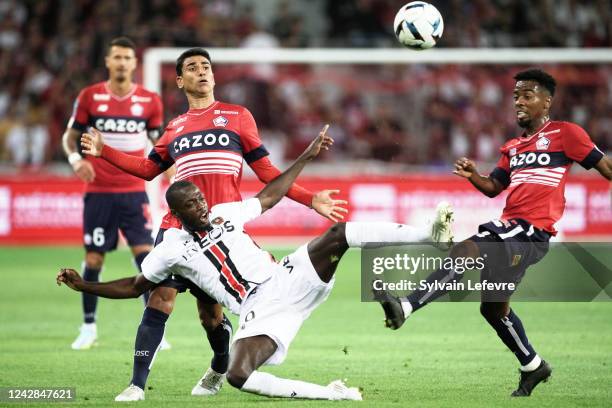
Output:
[0, 246, 611, 407]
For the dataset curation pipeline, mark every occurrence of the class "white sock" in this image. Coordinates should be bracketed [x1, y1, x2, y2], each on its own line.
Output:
[345, 222, 429, 248]
[400, 301, 413, 319]
[242, 371, 338, 400]
[520, 355, 542, 372]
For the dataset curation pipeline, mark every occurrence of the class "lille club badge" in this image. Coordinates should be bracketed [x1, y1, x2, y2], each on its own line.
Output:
[536, 136, 550, 150]
[213, 116, 228, 127]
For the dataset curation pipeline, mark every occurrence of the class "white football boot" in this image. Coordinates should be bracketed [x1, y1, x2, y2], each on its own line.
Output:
[70, 323, 97, 350]
[191, 368, 224, 396]
[326, 379, 363, 401]
[431, 201, 454, 250]
[115, 384, 145, 402]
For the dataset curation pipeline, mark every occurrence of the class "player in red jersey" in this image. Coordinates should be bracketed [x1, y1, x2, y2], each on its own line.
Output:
[61, 37, 164, 350]
[81, 48, 347, 399]
[374, 69, 611, 397]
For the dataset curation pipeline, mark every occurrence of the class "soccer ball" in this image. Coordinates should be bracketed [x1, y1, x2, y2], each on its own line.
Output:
[393, 1, 444, 50]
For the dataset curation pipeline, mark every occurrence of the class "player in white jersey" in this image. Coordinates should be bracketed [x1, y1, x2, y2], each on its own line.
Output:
[57, 126, 454, 401]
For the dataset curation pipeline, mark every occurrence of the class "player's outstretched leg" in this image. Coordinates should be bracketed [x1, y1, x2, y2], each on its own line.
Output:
[71, 251, 104, 350]
[191, 301, 232, 396]
[375, 238, 477, 330]
[226, 335, 361, 400]
[131, 246, 171, 350]
[480, 302, 552, 397]
[115, 287, 175, 402]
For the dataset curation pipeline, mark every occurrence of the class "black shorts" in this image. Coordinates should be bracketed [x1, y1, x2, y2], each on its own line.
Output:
[83, 192, 153, 252]
[153, 228, 217, 304]
[471, 218, 550, 301]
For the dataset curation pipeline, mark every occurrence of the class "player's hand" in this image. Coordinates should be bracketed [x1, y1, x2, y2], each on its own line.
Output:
[312, 190, 348, 223]
[302, 124, 333, 161]
[72, 159, 95, 183]
[81, 128, 105, 157]
[453, 157, 477, 178]
[56, 268, 83, 291]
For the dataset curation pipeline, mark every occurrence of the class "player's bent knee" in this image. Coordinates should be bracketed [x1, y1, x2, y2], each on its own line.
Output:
[480, 303, 506, 321]
[226, 366, 250, 389]
[322, 222, 348, 248]
[147, 288, 177, 314]
[198, 302, 223, 331]
[85, 251, 104, 269]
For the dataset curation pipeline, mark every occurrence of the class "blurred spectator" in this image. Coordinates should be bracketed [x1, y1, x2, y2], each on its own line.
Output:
[0, 0, 610, 170]
[5, 102, 49, 168]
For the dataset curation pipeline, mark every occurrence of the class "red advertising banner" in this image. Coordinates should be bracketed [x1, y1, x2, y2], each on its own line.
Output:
[0, 174, 609, 245]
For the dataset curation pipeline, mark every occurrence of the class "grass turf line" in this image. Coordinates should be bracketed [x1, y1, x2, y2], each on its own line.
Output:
[0, 246, 610, 407]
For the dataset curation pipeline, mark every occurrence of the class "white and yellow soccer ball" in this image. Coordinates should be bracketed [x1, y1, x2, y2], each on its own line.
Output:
[393, 1, 444, 50]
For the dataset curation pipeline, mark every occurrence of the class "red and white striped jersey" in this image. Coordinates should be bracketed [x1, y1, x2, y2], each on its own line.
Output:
[489, 121, 603, 234]
[69, 81, 163, 193]
[141, 198, 273, 314]
[149, 101, 270, 229]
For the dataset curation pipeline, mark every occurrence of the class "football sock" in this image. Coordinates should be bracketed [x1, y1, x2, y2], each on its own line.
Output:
[82, 265, 101, 324]
[133, 252, 150, 305]
[242, 371, 340, 399]
[483, 308, 539, 368]
[131, 307, 168, 389]
[345, 222, 430, 248]
[400, 266, 465, 313]
[206, 315, 232, 374]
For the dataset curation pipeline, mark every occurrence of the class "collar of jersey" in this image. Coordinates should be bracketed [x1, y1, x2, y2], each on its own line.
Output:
[187, 101, 219, 115]
[104, 81, 137, 101]
[519, 120, 552, 142]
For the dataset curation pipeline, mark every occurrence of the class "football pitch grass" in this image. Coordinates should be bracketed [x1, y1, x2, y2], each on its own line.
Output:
[1, 246, 611, 407]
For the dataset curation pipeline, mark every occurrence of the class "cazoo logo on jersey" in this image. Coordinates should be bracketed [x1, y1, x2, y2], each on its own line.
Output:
[173, 132, 233, 153]
[509, 151, 551, 169]
[94, 118, 146, 133]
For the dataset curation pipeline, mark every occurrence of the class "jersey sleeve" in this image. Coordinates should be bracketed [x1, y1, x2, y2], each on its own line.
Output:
[67, 88, 90, 133]
[239, 108, 270, 164]
[141, 249, 172, 284]
[145, 129, 175, 171]
[249, 156, 314, 206]
[562, 122, 604, 169]
[489, 150, 511, 189]
[146, 93, 164, 141]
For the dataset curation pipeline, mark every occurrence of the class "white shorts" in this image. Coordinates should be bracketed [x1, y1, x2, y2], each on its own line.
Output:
[232, 244, 335, 365]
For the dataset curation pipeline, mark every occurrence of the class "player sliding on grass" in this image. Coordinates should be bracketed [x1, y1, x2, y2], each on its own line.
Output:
[374, 69, 612, 397]
[58, 125, 454, 401]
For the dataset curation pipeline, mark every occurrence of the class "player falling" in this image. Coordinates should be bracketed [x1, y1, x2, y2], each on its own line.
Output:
[58, 126, 454, 401]
[79, 48, 344, 398]
[375, 69, 611, 397]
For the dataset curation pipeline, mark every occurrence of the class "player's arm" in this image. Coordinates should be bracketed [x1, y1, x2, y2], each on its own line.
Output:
[592, 155, 612, 181]
[249, 157, 347, 221]
[62, 90, 95, 183]
[256, 125, 336, 214]
[56, 268, 155, 299]
[81, 128, 166, 181]
[454, 157, 505, 198]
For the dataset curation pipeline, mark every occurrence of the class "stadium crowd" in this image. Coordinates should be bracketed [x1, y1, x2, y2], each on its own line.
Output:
[0, 0, 611, 168]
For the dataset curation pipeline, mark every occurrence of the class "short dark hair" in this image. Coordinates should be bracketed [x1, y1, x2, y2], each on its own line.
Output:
[107, 37, 136, 54]
[176, 48, 212, 76]
[514, 69, 556, 96]
[166, 180, 196, 211]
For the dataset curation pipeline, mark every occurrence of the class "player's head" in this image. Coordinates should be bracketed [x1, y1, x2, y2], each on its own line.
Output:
[166, 181, 210, 231]
[105, 37, 137, 83]
[176, 48, 215, 96]
[513, 69, 556, 129]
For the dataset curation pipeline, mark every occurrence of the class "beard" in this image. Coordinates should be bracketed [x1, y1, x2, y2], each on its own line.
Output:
[517, 117, 531, 128]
